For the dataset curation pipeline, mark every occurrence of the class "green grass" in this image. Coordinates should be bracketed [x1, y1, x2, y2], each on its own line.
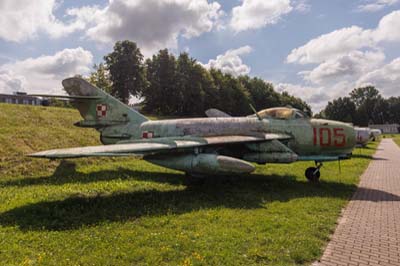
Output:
[0, 103, 378, 266]
[383, 134, 400, 147]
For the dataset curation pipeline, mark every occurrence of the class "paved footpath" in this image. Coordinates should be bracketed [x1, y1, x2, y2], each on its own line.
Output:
[315, 138, 400, 266]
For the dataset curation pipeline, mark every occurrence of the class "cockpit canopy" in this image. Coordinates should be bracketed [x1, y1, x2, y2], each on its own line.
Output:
[250, 107, 309, 120]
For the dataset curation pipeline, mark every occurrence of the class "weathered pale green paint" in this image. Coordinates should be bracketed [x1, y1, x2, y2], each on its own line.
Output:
[140, 117, 355, 157]
[147, 154, 255, 175]
[61, 77, 148, 143]
[29, 77, 356, 176]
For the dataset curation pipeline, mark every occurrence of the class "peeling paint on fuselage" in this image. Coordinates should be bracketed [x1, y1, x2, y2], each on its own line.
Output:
[140, 117, 355, 156]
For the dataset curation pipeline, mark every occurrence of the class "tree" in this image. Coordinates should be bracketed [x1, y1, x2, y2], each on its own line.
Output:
[88, 63, 112, 93]
[319, 86, 400, 125]
[371, 97, 389, 124]
[350, 86, 382, 126]
[350, 86, 380, 107]
[100, 41, 320, 117]
[279, 92, 312, 116]
[387, 97, 400, 124]
[104, 40, 146, 104]
[239, 76, 281, 111]
[324, 97, 356, 122]
[210, 69, 251, 116]
[143, 49, 177, 114]
[143, 51, 217, 116]
[174, 53, 221, 116]
[313, 111, 325, 119]
[199, 66, 219, 112]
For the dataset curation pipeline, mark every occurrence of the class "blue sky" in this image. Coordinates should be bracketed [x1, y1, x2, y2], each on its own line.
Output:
[1, 0, 400, 111]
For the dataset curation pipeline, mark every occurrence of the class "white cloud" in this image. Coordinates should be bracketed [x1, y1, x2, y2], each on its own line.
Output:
[0, 0, 224, 55]
[287, 10, 400, 65]
[0, 47, 93, 94]
[285, 10, 400, 112]
[203, 46, 252, 76]
[0, 0, 90, 42]
[277, 81, 355, 112]
[82, 0, 224, 56]
[357, 0, 399, 12]
[230, 0, 293, 32]
[287, 26, 374, 64]
[302, 50, 385, 84]
[294, 0, 311, 13]
[276, 83, 329, 111]
[357, 57, 400, 97]
[373, 10, 400, 42]
[0, 71, 27, 94]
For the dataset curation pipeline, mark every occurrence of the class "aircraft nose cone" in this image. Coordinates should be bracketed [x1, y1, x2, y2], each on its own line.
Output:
[341, 122, 356, 149]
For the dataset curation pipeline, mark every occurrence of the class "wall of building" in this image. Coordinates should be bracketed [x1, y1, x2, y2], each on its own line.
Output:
[0, 95, 41, 105]
[369, 124, 400, 134]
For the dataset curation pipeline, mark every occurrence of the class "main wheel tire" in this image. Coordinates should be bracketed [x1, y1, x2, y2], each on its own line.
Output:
[305, 167, 314, 180]
[305, 167, 320, 182]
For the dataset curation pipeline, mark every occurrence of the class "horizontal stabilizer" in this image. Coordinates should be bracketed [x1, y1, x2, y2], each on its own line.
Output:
[205, 108, 231, 118]
[29, 94, 103, 100]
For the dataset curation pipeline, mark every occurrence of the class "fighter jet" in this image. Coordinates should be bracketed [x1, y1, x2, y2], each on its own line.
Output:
[354, 127, 372, 147]
[29, 77, 356, 182]
[370, 129, 382, 141]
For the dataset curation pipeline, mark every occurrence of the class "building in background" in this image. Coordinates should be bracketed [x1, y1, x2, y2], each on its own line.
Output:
[369, 124, 400, 134]
[0, 92, 41, 105]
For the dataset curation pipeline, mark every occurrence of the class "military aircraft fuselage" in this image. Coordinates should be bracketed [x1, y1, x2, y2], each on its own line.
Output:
[30, 77, 358, 181]
[140, 117, 355, 157]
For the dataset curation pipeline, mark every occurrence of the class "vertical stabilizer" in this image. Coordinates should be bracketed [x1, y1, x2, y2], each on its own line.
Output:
[62, 77, 148, 144]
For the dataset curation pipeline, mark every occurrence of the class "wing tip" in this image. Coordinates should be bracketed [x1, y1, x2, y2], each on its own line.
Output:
[27, 152, 50, 159]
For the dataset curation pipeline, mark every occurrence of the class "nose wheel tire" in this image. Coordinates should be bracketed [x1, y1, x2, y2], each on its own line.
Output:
[305, 167, 320, 182]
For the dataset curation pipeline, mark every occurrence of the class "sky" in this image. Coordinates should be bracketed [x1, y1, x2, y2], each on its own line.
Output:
[0, 0, 400, 112]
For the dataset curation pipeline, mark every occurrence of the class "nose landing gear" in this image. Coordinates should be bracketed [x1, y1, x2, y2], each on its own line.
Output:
[305, 162, 323, 182]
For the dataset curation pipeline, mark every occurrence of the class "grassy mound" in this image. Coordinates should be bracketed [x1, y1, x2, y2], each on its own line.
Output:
[0, 103, 377, 266]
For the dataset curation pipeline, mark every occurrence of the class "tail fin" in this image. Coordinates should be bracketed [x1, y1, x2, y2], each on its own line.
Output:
[61, 77, 148, 144]
[62, 77, 147, 126]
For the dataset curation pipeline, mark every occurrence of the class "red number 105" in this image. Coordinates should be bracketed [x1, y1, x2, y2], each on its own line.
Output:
[313, 128, 346, 147]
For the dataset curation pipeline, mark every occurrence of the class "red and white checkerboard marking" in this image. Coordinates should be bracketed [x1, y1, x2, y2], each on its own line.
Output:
[142, 131, 154, 139]
[96, 104, 108, 117]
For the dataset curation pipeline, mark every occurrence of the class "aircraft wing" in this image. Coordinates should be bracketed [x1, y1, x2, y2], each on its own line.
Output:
[29, 94, 103, 100]
[28, 134, 291, 159]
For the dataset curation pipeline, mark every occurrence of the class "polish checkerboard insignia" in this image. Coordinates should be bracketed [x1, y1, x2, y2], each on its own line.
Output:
[96, 104, 108, 117]
[142, 131, 154, 139]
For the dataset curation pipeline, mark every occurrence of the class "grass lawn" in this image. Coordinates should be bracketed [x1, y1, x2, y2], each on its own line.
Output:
[383, 134, 400, 147]
[0, 104, 378, 266]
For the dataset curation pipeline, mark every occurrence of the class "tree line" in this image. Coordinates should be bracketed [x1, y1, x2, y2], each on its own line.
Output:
[317, 86, 400, 126]
[89, 40, 311, 117]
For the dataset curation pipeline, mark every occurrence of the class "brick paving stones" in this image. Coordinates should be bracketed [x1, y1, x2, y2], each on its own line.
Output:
[315, 139, 400, 266]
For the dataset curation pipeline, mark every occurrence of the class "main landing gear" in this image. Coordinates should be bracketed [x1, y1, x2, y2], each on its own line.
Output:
[305, 162, 323, 182]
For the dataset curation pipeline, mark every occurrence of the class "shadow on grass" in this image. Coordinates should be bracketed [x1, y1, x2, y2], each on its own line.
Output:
[1, 161, 398, 232]
[1, 160, 185, 187]
[351, 154, 387, 160]
[356, 146, 377, 150]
